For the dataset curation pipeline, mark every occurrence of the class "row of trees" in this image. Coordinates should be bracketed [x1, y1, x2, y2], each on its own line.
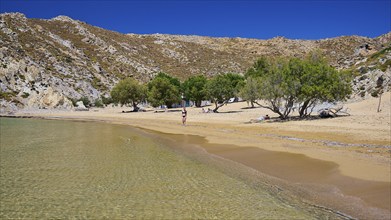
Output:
[110, 72, 243, 113]
[111, 52, 352, 119]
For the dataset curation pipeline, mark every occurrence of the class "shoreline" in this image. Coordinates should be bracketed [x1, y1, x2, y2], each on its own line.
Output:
[146, 128, 390, 219]
[2, 92, 390, 219]
[6, 115, 390, 219]
[10, 109, 389, 182]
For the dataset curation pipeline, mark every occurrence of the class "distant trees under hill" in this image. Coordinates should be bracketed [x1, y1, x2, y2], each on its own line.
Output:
[110, 53, 353, 119]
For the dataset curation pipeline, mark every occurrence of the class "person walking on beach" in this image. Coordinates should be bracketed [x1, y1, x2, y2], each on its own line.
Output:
[182, 107, 187, 126]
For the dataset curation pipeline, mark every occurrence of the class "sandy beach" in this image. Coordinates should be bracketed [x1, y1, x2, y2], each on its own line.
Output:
[8, 92, 391, 219]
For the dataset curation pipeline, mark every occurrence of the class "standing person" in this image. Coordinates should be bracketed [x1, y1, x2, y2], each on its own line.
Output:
[182, 107, 187, 126]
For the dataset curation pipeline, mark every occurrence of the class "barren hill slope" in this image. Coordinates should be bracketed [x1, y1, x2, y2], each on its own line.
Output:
[0, 13, 390, 112]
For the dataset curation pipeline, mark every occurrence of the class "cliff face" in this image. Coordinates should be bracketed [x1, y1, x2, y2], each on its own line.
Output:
[0, 13, 390, 112]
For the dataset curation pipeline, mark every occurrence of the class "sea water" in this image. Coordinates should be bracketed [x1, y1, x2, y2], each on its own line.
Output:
[0, 118, 335, 219]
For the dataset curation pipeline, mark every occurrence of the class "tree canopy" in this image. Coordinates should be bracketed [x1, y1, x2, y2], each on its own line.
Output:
[153, 72, 181, 89]
[182, 75, 207, 107]
[205, 73, 244, 112]
[244, 54, 352, 119]
[147, 73, 181, 108]
[239, 76, 262, 108]
[109, 53, 352, 118]
[245, 57, 270, 79]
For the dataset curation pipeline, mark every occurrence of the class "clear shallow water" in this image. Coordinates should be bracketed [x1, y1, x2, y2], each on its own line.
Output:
[1, 118, 332, 219]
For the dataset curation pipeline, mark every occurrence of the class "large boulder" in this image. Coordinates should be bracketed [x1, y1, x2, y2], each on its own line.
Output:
[74, 101, 88, 111]
[26, 87, 73, 109]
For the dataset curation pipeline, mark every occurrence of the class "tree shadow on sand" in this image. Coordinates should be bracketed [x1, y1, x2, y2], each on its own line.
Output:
[245, 115, 350, 124]
[217, 110, 243, 114]
[154, 109, 182, 113]
[240, 106, 262, 110]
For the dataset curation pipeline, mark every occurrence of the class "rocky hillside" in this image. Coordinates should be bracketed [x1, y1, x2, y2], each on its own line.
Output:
[0, 12, 390, 112]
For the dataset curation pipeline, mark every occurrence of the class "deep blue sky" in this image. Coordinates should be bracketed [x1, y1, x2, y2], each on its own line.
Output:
[1, 0, 390, 40]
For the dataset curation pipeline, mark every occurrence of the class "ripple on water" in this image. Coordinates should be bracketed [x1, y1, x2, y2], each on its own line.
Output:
[1, 118, 334, 219]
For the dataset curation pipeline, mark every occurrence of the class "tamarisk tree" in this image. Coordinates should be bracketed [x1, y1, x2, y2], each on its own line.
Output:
[147, 72, 181, 108]
[110, 78, 146, 112]
[182, 75, 207, 107]
[245, 53, 352, 119]
[205, 73, 244, 112]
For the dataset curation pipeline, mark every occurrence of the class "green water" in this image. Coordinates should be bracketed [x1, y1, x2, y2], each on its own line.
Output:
[0, 118, 331, 219]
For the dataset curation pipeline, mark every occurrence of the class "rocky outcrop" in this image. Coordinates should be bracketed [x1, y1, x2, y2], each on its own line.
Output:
[74, 100, 88, 111]
[352, 68, 391, 99]
[0, 12, 390, 113]
[26, 87, 73, 109]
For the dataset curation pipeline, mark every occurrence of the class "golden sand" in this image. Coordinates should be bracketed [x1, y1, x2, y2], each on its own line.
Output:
[13, 92, 391, 217]
[19, 93, 390, 180]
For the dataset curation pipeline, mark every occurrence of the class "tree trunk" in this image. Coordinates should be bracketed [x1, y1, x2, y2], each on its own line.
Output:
[132, 102, 139, 112]
[213, 101, 226, 113]
[254, 100, 286, 119]
[271, 103, 285, 119]
[299, 99, 311, 117]
[250, 100, 254, 108]
[213, 101, 219, 112]
[377, 93, 382, 112]
[281, 97, 294, 119]
[195, 100, 202, 107]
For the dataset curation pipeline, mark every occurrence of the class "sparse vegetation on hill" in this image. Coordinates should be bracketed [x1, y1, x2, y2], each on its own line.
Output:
[0, 12, 390, 112]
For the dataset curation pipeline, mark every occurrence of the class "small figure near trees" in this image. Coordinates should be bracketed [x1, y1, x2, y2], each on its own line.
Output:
[249, 115, 270, 123]
[182, 107, 187, 126]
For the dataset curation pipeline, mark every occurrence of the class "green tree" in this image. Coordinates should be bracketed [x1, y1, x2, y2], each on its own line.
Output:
[256, 58, 296, 119]
[296, 53, 352, 117]
[147, 76, 180, 108]
[250, 54, 352, 119]
[153, 72, 181, 90]
[183, 75, 208, 107]
[110, 78, 146, 112]
[239, 76, 262, 108]
[205, 73, 244, 112]
[245, 57, 270, 78]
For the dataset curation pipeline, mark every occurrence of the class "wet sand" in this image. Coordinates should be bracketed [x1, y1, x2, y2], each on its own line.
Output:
[149, 131, 390, 219]
[6, 92, 391, 219]
[205, 145, 391, 211]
